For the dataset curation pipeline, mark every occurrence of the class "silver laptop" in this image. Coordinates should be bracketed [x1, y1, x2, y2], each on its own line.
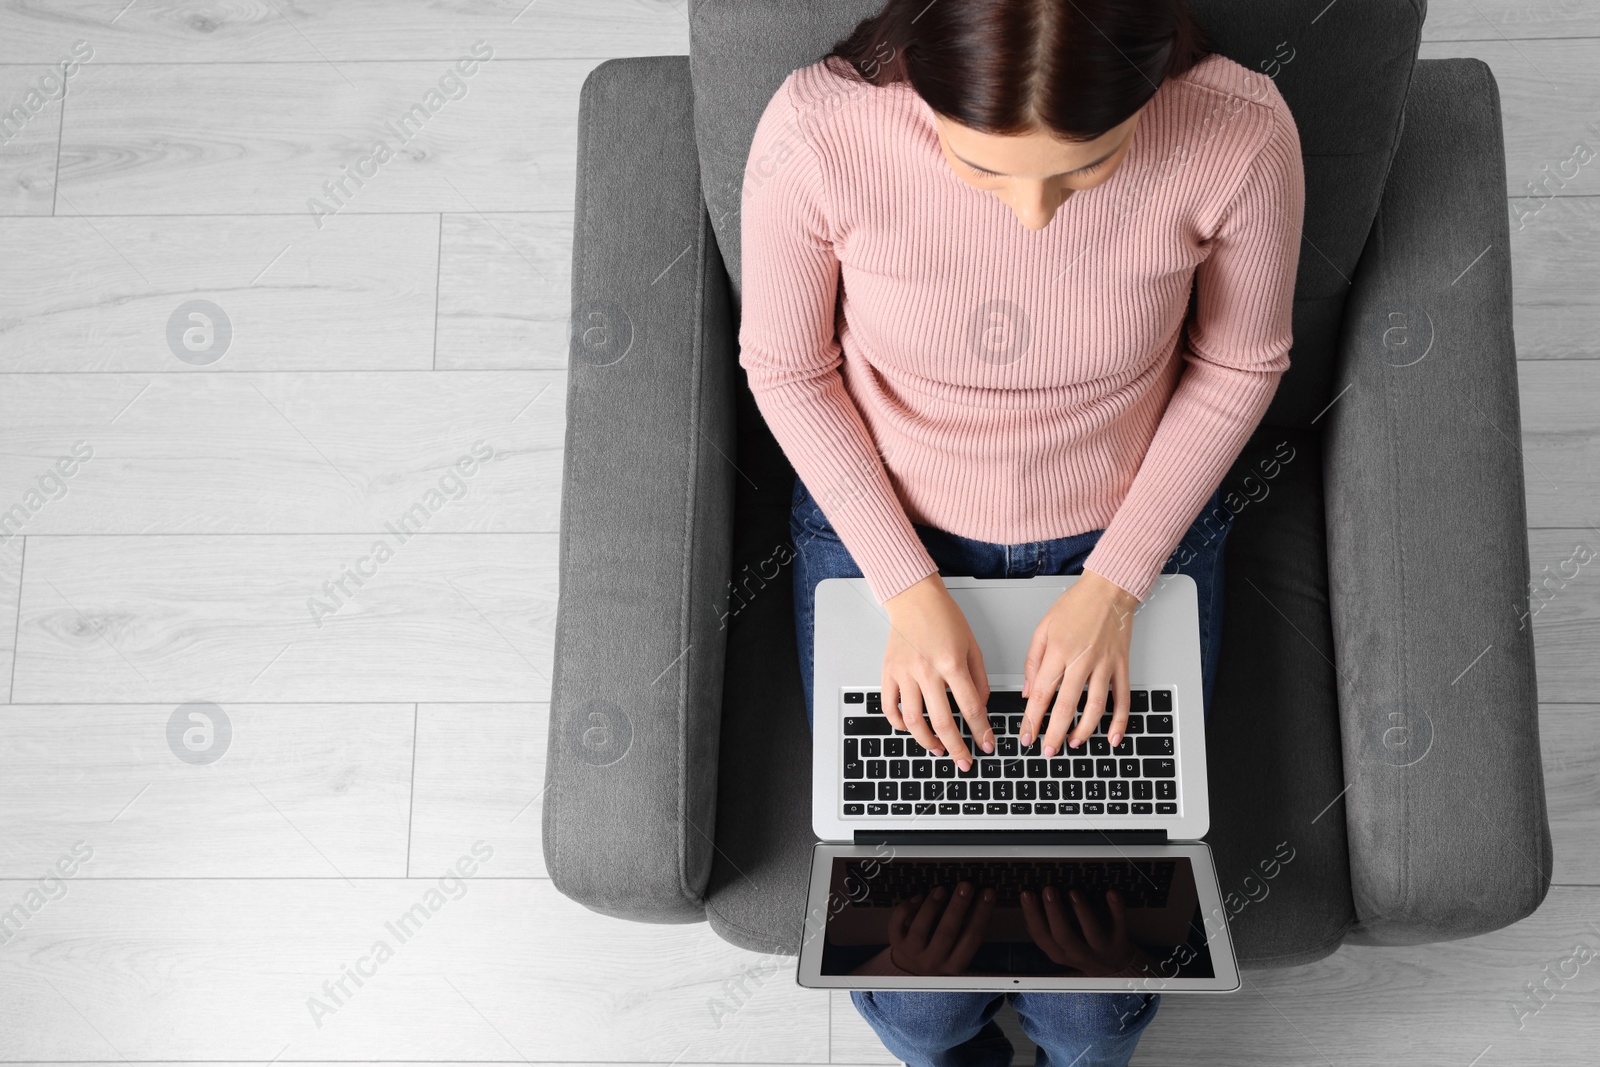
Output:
[797, 574, 1240, 993]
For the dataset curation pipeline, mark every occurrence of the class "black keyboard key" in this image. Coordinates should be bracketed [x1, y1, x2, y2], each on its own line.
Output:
[1120, 758, 1141, 778]
[997, 735, 1018, 756]
[901, 782, 921, 801]
[987, 803, 1008, 814]
[1107, 803, 1129, 814]
[1027, 759, 1048, 778]
[1111, 737, 1133, 757]
[1132, 802, 1153, 814]
[1040, 781, 1059, 800]
[1017, 781, 1037, 800]
[891, 803, 912, 814]
[1089, 737, 1111, 756]
[1109, 781, 1129, 800]
[936, 760, 955, 779]
[963, 803, 984, 814]
[845, 691, 864, 704]
[994, 781, 1013, 801]
[846, 716, 891, 736]
[866, 691, 882, 713]
[1019, 736, 1042, 757]
[878, 782, 897, 801]
[948, 782, 967, 800]
[1124, 715, 1144, 734]
[1085, 781, 1106, 800]
[1136, 736, 1175, 756]
[1147, 714, 1173, 734]
[915, 802, 935, 815]
[1073, 758, 1095, 778]
[1083, 803, 1105, 814]
[1156, 802, 1177, 814]
[883, 738, 904, 757]
[1096, 759, 1117, 778]
[939, 803, 960, 814]
[867, 760, 886, 779]
[1157, 780, 1177, 800]
[1008, 715, 1024, 735]
[1036, 802, 1056, 814]
[980, 759, 1003, 779]
[844, 803, 864, 815]
[1152, 690, 1173, 712]
[1134, 781, 1153, 800]
[890, 759, 909, 779]
[1011, 803, 1033, 814]
[971, 782, 991, 800]
[844, 782, 874, 801]
[844, 760, 864, 779]
[1051, 759, 1071, 777]
[1004, 759, 1026, 779]
[913, 759, 933, 779]
[906, 738, 926, 757]
[868, 803, 888, 814]
[844, 739, 858, 761]
[1130, 690, 1149, 713]
[861, 738, 881, 758]
[1063, 782, 1083, 800]
[1059, 803, 1080, 814]
[1143, 758, 1176, 778]
[925, 782, 944, 800]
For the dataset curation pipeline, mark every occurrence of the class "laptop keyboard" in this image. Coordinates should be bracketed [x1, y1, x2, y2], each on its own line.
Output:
[839, 686, 1179, 818]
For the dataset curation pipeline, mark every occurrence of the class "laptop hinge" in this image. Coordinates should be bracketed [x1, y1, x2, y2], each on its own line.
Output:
[853, 828, 1168, 846]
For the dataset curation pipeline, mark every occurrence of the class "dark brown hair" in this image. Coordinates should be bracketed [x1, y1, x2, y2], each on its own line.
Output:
[822, 0, 1213, 143]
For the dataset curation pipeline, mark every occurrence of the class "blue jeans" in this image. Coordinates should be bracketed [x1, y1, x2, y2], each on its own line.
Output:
[789, 476, 1235, 1067]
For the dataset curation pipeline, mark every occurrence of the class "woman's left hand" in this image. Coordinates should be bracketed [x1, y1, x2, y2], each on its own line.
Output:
[1019, 569, 1141, 756]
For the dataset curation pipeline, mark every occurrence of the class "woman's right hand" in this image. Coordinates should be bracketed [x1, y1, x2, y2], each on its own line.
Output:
[881, 574, 996, 771]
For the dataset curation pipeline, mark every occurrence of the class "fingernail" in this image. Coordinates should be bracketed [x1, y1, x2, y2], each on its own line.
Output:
[1110, 731, 1121, 745]
[959, 759, 971, 771]
[932, 885, 946, 898]
[1043, 744, 1055, 757]
[981, 739, 994, 754]
[958, 884, 971, 896]
[1020, 731, 1031, 745]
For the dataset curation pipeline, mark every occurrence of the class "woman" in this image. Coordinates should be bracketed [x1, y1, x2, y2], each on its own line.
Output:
[739, 0, 1303, 1062]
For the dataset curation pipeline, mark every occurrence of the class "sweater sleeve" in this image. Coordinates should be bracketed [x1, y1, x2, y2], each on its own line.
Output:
[738, 75, 941, 605]
[1081, 106, 1305, 602]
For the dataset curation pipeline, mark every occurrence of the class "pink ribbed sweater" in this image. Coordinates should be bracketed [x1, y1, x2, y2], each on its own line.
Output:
[738, 52, 1304, 605]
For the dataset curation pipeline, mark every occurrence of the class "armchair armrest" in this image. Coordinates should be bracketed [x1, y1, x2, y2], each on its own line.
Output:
[1323, 58, 1551, 945]
[543, 56, 738, 923]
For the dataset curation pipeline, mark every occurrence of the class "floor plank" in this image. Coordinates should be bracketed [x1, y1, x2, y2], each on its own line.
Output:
[0, 0, 690, 64]
[436, 212, 571, 370]
[0, 371, 561, 533]
[12, 533, 554, 704]
[1424, 0, 1600, 39]
[0, 703, 413, 878]
[57, 60, 590, 215]
[409, 702, 548, 878]
[1508, 193, 1600, 360]
[1540, 704, 1600, 886]
[0, 878, 827, 1062]
[1527, 529, 1600, 702]
[1520, 361, 1600, 527]
[0, 62, 66, 215]
[0, 214, 440, 371]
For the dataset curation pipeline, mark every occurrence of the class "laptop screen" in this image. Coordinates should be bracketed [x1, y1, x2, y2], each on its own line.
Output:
[816, 853, 1215, 982]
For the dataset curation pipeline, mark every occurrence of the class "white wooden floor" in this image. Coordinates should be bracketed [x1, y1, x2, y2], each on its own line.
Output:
[0, 1, 1594, 1064]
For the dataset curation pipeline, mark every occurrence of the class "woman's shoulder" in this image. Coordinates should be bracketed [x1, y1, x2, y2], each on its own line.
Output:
[1163, 52, 1296, 132]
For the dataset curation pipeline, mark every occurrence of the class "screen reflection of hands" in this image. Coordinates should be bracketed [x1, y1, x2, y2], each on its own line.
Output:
[848, 882, 1160, 979]
[1020, 885, 1158, 978]
[849, 881, 997, 977]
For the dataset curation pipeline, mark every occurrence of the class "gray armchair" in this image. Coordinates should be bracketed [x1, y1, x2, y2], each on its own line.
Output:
[544, 0, 1551, 968]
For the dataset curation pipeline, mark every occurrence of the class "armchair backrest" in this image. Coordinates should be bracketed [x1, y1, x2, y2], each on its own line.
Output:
[688, 0, 1427, 429]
